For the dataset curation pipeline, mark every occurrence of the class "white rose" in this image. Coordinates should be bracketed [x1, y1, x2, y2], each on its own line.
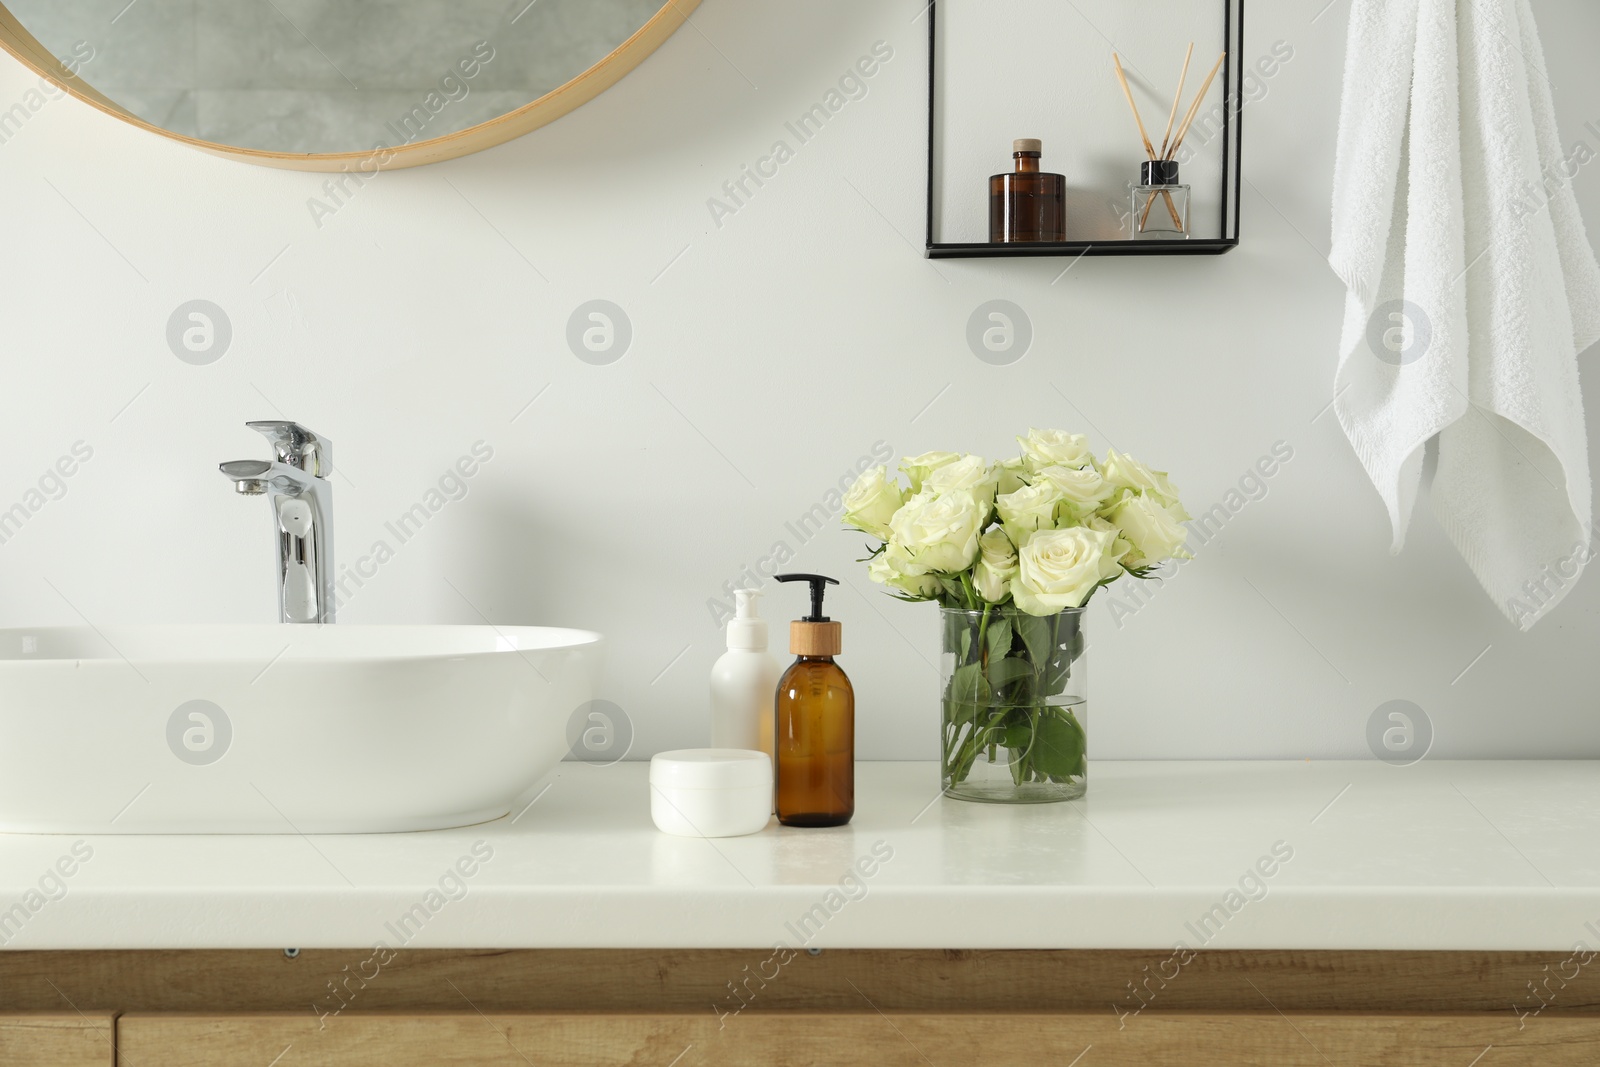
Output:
[900, 451, 960, 493]
[1010, 526, 1124, 615]
[1017, 428, 1093, 471]
[841, 466, 905, 540]
[1034, 464, 1112, 517]
[995, 481, 1061, 544]
[885, 489, 987, 575]
[1152, 470, 1192, 521]
[868, 552, 941, 599]
[996, 456, 1030, 495]
[1100, 451, 1190, 522]
[1082, 515, 1135, 579]
[924, 454, 999, 503]
[1100, 449, 1160, 494]
[972, 528, 1018, 603]
[1103, 492, 1191, 568]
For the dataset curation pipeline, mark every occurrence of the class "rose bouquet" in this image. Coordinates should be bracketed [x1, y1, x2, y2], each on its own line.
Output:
[841, 429, 1190, 801]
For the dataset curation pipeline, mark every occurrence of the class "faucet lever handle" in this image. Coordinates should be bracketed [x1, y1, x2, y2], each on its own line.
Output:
[246, 421, 332, 478]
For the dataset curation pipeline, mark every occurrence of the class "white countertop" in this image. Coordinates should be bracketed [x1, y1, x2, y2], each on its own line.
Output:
[3, 761, 1597, 951]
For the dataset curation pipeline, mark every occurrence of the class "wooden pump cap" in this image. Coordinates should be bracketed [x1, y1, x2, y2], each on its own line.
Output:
[791, 620, 842, 657]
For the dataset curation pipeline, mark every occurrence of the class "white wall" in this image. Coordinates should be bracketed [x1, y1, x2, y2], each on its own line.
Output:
[1, 0, 1597, 762]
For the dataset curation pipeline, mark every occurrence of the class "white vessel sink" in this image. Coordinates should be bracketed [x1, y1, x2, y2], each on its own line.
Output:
[0, 625, 601, 833]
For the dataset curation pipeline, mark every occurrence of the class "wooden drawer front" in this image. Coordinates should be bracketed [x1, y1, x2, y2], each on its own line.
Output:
[117, 1011, 1600, 1066]
[0, 1014, 114, 1067]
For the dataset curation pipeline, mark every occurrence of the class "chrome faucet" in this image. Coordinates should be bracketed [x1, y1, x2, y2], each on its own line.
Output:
[220, 421, 335, 624]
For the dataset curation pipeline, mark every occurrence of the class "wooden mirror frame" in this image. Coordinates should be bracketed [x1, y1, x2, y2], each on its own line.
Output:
[0, 0, 700, 170]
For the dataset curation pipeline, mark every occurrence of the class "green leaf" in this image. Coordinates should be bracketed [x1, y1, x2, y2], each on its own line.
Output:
[1037, 613, 1075, 697]
[1040, 654, 1072, 698]
[943, 698, 977, 737]
[1000, 721, 1034, 749]
[855, 542, 888, 563]
[1015, 613, 1052, 666]
[986, 654, 1035, 692]
[943, 609, 964, 656]
[1031, 708, 1086, 780]
[983, 614, 1012, 664]
[949, 662, 991, 706]
[1056, 612, 1087, 665]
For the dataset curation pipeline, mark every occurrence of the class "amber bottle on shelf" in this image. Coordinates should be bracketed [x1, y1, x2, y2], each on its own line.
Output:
[772, 574, 854, 827]
[989, 138, 1066, 243]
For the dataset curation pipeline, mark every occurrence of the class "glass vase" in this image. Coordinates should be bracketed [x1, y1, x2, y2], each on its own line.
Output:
[940, 605, 1087, 803]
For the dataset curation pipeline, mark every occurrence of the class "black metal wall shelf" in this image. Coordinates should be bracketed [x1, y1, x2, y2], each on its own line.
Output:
[924, 0, 1244, 259]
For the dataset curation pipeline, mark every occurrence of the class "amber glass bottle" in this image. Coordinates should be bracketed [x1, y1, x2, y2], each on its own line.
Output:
[773, 574, 854, 827]
[989, 138, 1066, 243]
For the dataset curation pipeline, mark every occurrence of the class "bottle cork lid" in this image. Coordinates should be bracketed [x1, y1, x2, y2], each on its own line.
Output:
[1013, 138, 1042, 154]
[791, 620, 842, 657]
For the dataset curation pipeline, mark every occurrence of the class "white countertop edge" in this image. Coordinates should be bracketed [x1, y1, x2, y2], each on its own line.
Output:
[7, 761, 1597, 952]
[9, 885, 1599, 952]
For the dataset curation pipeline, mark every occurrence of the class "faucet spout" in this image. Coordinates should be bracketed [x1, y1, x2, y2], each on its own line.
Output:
[219, 459, 271, 496]
[220, 425, 335, 624]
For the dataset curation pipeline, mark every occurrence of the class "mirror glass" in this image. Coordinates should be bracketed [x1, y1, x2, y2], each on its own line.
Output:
[5, 0, 667, 154]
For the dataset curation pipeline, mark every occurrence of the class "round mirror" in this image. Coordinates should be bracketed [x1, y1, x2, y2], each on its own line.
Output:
[0, 0, 695, 169]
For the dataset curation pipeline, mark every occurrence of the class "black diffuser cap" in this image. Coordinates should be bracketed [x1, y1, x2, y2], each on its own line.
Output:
[1142, 160, 1180, 186]
[774, 573, 839, 622]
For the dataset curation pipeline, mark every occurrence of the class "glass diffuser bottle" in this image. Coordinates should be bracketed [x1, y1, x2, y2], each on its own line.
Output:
[1131, 160, 1189, 238]
[989, 138, 1065, 243]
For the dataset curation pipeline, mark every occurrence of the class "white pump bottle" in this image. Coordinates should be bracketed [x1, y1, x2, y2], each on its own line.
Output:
[710, 588, 780, 758]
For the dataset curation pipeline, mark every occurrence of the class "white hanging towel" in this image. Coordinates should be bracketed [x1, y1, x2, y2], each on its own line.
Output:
[1330, 0, 1600, 629]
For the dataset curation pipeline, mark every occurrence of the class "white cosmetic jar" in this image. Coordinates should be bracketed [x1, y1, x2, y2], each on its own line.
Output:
[649, 749, 773, 838]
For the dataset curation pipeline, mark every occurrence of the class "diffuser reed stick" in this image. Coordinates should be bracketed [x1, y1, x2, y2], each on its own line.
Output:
[1125, 47, 1227, 235]
[1169, 51, 1227, 159]
[1157, 43, 1193, 161]
[1113, 53, 1183, 230]
[1111, 53, 1157, 161]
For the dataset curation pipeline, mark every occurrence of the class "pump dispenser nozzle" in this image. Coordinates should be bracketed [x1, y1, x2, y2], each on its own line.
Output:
[774, 573, 842, 656]
[725, 587, 768, 651]
[774, 573, 838, 622]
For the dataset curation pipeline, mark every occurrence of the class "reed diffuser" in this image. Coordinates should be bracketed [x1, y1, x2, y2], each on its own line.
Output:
[1113, 46, 1225, 239]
